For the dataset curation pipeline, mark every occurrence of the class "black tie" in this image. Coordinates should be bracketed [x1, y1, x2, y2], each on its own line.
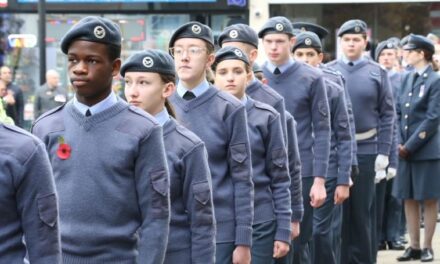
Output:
[85, 109, 92, 117]
[412, 72, 419, 86]
[273, 67, 281, 75]
[183, 91, 196, 101]
[348, 62, 354, 67]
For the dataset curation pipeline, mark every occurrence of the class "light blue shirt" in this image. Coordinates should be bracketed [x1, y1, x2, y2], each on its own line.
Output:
[176, 80, 210, 98]
[417, 65, 430, 76]
[240, 95, 248, 106]
[342, 55, 364, 66]
[154, 107, 170, 126]
[266, 58, 295, 74]
[73, 92, 118, 116]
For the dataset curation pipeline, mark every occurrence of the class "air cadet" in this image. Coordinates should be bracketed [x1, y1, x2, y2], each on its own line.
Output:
[259, 16, 331, 264]
[121, 49, 216, 264]
[213, 46, 292, 263]
[374, 39, 405, 252]
[168, 22, 254, 264]
[217, 24, 304, 264]
[0, 122, 61, 263]
[327, 19, 395, 264]
[393, 34, 440, 262]
[34, 69, 68, 119]
[292, 31, 353, 264]
[32, 16, 171, 263]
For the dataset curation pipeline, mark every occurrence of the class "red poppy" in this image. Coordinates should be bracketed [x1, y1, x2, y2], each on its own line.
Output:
[57, 136, 71, 160]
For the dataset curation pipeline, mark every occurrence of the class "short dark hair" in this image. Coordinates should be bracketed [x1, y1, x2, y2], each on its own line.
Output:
[107, 44, 121, 61]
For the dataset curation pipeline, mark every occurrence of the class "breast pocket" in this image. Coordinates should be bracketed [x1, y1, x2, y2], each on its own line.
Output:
[272, 148, 287, 168]
[230, 143, 248, 164]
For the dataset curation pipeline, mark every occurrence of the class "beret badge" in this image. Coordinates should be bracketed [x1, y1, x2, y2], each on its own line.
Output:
[94, 25, 106, 39]
[234, 49, 243, 57]
[305, 38, 312, 46]
[142, 57, 154, 68]
[192, 24, 202, 34]
[229, 30, 239, 39]
[275, 23, 284, 32]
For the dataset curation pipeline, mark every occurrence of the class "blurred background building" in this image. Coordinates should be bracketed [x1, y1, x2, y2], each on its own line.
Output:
[0, 0, 439, 126]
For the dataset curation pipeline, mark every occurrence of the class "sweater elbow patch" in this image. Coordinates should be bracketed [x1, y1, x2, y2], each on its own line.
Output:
[37, 193, 58, 228]
[150, 170, 169, 218]
[230, 143, 248, 164]
[192, 181, 214, 225]
[318, 100, 329, 118]
[272, 148, 287, 168]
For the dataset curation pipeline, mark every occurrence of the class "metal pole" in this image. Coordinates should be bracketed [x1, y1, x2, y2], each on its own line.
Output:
[38, 0, 46, 85]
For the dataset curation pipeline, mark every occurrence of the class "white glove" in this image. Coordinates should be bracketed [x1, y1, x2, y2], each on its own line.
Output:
[387, 167, 397, 180]
[375, 154, 389, 171]
[375, 170, 387, 183]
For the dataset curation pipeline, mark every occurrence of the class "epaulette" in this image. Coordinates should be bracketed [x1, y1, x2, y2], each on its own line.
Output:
[254, 100, 278, 115]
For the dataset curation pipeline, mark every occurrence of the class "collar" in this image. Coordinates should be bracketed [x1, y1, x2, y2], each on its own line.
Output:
[266, 58, 294, 74]
[154, 107, 170, 126]
[416, 65, 430, 76]
[342, 55, 364, 66]
[73, 92, 118, 116]
[176, 79, 210, 98]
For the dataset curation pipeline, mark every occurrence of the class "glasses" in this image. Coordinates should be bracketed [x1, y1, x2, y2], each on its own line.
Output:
[169, 46, 207, 57]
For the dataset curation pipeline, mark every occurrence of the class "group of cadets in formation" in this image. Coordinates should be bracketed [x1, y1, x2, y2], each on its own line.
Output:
[1, 13, 440, 264]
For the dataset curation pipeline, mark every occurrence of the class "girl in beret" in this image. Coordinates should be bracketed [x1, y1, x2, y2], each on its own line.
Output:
[213, 46, 292, 264]
[122, 49, 215, 264]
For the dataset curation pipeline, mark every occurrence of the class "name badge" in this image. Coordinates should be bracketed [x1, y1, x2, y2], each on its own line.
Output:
[54, 94, 67, 103]
[418, 85, 425, 98]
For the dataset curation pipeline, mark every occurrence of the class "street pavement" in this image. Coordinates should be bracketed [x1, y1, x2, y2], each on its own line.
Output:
[377, 223, 440, 263]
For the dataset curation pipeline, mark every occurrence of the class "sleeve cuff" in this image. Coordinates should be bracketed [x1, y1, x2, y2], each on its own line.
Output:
[378, 143, 392, 156]
[275, 227, 291, 245]
[291, 207, 304, 222]
[235, 225, 252, 247]
[313, 161, 328, 178]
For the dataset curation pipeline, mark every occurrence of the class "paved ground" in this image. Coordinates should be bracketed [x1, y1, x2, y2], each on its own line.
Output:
[378, 223, 440, 263]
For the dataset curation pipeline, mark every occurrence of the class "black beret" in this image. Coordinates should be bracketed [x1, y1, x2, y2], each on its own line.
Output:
[292, 32, 322, 52]
[218, 24, 259, 48]
[403, 34, 434, 54]
[60, 16, 121, 54]
[120, 49, 175, 77]
[168, 21, 214, 49]
[292, 22, 329, 40]
[258, 16, 294, 38]
[337, 19, 367, 37]
[213, 46, 250, 69]
[375, 40, 398, 61]
[253, 63, 263, 74]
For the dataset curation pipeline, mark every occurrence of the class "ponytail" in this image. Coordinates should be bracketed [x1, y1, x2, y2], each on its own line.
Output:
[165, 99, 176, 119]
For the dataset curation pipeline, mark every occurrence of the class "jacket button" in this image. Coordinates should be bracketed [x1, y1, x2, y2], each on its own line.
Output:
[405, 103, 410, 107]
[408, 92, 412, 96]
[405, 126, 408, 130]
[404, 115, 408, 119]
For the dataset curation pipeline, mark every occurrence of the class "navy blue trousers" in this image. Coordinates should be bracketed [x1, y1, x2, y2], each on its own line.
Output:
[341, 154, 376, 264]
[312, 177, 337, 264]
